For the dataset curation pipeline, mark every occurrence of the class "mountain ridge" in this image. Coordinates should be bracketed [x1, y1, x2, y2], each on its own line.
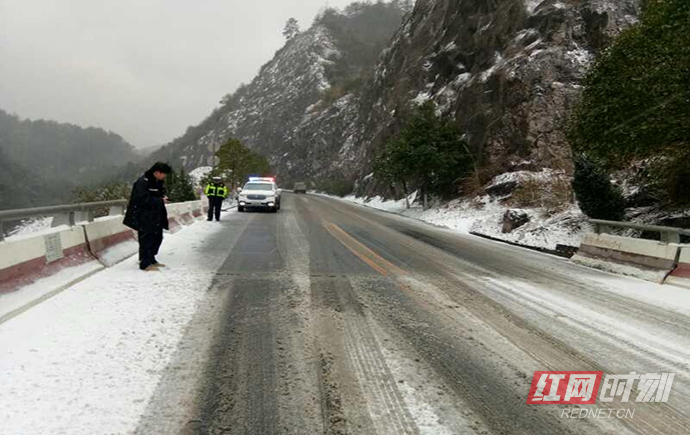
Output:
[151, 1, 407, 183]
[0, 109, 141, 209]
[155, 0, 641, 194]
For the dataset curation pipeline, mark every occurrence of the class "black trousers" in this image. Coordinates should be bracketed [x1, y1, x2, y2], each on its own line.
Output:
[139, 229, 163, 269]
[208, 197, 223, 221]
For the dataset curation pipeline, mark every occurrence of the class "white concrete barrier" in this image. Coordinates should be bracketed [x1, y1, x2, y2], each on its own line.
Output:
[80, 217, 138, 267]
[83, 203, 201, 266]
[0, 200, 216, 320]
[177, 202, 196, 226]
[164, 203, 185, 233]
[191, 200, 205, 220]
[572, 233, 680, 283]
[0, 226, 99, 294]
[0, 202, 200, 293]
[666, 247, 690, 289]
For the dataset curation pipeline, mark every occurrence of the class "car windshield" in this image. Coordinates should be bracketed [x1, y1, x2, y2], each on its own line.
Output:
[243, 183, 272, 191]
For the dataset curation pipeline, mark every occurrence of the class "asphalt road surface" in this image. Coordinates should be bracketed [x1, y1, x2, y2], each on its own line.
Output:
[137, 193, 690, 435]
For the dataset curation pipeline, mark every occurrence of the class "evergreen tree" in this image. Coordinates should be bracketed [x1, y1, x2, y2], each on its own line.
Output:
[283, 18, 301, 40]
[373, 101, 474, 200]
[393, 0, 414, 14]
[216, 139, 272, 187]
[572, 154, 626, 221]
[568, 0, 690, 166]
[167, 167, 197, 203]
[72, 181, 131, 217]
[73, 182, 130, 203]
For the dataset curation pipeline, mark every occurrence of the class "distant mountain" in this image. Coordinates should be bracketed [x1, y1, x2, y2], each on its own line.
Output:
[0, 109, 140, 186]
[134, 143, 164, 158]
[0, 148, 67, 210]
[151, 1, 407, 183]
[0, 109, 141, 209]
[0, 148, 35, 210]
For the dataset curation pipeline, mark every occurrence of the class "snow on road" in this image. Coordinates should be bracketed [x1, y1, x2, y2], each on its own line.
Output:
[0, 261, 103, 322]
[0, 219, 230, 435]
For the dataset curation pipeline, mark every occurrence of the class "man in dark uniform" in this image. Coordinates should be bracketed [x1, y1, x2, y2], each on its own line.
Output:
[204, 176, 228, 222]
[124, 162, 172, 271]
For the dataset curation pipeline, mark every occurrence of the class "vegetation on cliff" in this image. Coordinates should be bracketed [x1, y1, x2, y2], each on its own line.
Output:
[569, 0, 690, 208]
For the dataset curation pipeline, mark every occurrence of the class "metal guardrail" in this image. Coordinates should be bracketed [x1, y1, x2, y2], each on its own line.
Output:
[0, 200, 128, 242]
[590, 219, 690, 244]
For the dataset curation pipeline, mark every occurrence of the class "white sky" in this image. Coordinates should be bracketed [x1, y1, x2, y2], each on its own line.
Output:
[0, 0, 354, 148]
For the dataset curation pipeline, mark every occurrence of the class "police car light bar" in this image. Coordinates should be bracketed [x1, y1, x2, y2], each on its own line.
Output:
[249, 177, 276, 182]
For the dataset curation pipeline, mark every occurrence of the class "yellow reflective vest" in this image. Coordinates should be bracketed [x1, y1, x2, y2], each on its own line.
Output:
[205, 183, 228, 198]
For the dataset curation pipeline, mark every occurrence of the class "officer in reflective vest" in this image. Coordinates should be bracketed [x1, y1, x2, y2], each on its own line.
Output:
[205, 176, 229, 221]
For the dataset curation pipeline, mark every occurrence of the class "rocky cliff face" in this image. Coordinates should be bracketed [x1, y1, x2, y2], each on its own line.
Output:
[159, 25, 338, 172]
[352, 0, 640, 190]
[159, 0, 640, 191]
[155, 3, 404, 184]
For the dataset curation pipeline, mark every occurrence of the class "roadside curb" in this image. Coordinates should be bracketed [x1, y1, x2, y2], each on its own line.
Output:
[470, 232, 578, 259]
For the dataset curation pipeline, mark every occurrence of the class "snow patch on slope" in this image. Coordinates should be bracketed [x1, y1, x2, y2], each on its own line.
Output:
[326, 170, 589, 251]
[189, 166, 213, 189]
[5, 217, 54, 240]
[524, 0, 544, 14]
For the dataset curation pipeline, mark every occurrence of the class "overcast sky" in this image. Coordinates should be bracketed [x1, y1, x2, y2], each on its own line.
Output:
[0, 0, 354, 148]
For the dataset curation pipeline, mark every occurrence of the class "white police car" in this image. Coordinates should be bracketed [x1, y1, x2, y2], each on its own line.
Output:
[237, 178, 281, 213]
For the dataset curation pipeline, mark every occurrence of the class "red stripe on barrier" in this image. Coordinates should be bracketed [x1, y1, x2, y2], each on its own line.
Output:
[167, 218, 183, 233]
[578, 244, 676, 272]
[0, 244, 94, 295]
[671, 263, 690, 278]
[88, 230, 136, 255]
[180, 213, 195, 225]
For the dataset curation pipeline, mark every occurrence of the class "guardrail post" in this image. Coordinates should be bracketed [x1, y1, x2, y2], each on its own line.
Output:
[0, 221, 4, 242]
[52, 212, 75, 228]
[0, 200, 128, 236]
[108, 204, 125, 216]
[661, 231, 680, 245]
[71, 211, 93, 224]
[594, 223, 611, 235]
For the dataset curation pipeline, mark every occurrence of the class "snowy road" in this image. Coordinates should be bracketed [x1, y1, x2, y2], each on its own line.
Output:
[2, 194, 690, 434]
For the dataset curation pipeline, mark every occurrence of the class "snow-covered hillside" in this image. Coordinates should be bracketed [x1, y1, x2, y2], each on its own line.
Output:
[354, 0, 640, 185]
[154, 3, 405, 184]
[153, 0, 641, 218]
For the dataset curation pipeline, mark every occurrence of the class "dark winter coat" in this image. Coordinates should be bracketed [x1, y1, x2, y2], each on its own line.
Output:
[124, 171, 169, 232]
